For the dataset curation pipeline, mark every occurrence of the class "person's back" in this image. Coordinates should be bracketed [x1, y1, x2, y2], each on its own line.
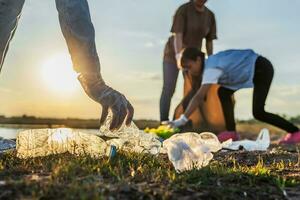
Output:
[204, 49, 259, 90]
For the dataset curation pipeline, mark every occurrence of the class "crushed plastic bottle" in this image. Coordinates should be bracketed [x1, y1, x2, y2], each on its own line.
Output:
[99, 113, 162, 155]
[15, 111, 162, 159]
[16, 128, 113, 158]
[162, 132, 222, 172]
[222, 129, 270, 151]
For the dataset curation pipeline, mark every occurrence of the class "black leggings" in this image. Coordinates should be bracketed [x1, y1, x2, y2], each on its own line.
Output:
[218, 56, 299, 133]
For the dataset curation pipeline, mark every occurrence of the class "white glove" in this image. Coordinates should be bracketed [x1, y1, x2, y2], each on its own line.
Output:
[175, 52, 183, 69]
[78, 73, 134, 130]
[170, 114, 189, 128]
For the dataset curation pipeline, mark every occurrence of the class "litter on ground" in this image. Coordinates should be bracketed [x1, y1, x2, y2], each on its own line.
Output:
[3, 115, 271, 172]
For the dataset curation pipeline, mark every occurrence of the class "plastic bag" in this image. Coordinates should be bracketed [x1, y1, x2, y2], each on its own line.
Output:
[0, 137, 16, 153]
[162, 132, 222, 172]
[16, 128, 113, 158]
[222, 129, 270, 151]
[98, 113, 162, 155]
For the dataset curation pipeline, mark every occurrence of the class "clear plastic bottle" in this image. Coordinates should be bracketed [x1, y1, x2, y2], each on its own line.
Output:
[98, 113, 162, 155]
[16, 112, 162, 158]
[16, 128, 114, 158]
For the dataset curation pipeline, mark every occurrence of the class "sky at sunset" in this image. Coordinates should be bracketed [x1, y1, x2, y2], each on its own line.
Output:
[0, 0, 300, 120]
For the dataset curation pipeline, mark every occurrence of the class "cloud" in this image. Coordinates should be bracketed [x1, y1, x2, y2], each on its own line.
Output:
[139, 72, 162, 81]
[130, 97, 159, 119]
[0, 87, 12, 93]
[123, 30, 156, 40]
[120, 29, 166, 48]
[144, 39, 166, 48]
[0, 87, 22, 95]
[270, 86, 300, 98]
[234, 85, 300, 119]
[132, 98, 156, 105]
[122, 72, 162, 82]
[145, 42, 155, 48]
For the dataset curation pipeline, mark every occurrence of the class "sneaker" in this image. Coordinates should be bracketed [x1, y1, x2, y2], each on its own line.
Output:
[279, 133, 292, 144]
[218, 131, 240, 142]
[279, 131, 300, 145]
[160, 121, 170, 125]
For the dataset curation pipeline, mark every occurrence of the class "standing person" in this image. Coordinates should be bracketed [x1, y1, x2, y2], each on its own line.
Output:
[160, 0, 217, 122]
[171, 47, 300, 144]
[0, 0, 134, 130]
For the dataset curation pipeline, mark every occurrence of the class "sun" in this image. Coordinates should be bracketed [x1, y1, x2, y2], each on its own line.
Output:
[41, 53, 79, 93]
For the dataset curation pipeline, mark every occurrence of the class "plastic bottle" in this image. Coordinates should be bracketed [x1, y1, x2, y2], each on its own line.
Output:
[98, 113, 162, 155]
[16, 128, 114, 158]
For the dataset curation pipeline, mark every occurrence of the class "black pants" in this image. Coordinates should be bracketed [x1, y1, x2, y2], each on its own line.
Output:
[218, 56, 299, 133]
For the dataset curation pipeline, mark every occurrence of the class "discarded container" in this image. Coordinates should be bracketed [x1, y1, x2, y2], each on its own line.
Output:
[162, 132, 222, 172]
[0, 137, 16, 153]
[16, 112, 162, 159]
[16, 128, 113, 158]
[222, 129, 270, 151]
[101, 126, 162, 155]
[99, 113, 162, 155]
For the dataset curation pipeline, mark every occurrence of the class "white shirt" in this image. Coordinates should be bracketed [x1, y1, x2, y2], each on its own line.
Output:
[202, 49, 259, 90]
[202, 68, 223, 85]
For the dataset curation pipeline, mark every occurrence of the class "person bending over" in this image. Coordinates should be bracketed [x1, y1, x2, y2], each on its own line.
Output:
[170, 47, 300, 144]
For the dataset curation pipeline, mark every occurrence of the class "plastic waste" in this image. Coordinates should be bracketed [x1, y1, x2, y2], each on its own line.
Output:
[222, 129, 270, 151]
[16, 128, 114, 158]
[0, 137, 16, 153]
[162, 132, 222, 172]
[15, 111, 162, 159]
[99, 113, 162, 155]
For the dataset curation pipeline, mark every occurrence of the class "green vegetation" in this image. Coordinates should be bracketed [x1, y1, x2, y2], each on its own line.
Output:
[144, 125, 180, 139]
[1, 148, 300, 199]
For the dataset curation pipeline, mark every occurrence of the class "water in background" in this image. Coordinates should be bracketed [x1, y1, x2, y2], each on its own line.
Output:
[0, 128, 20, 139]
[0, 127, 99, 139]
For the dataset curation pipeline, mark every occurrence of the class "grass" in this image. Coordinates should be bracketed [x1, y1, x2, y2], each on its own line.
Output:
[1, 147, 300, 199]
[1, 122, 300, 199]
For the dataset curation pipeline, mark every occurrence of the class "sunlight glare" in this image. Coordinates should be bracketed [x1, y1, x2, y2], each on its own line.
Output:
[41, 53, 79, 93]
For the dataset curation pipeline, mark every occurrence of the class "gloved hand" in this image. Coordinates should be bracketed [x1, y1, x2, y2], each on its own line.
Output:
[78, 73, 134, 130]
[170, 114, 189, 128]
[175, 52, 183, 70]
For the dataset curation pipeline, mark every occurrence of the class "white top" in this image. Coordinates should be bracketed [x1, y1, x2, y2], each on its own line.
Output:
[202, 68, 223, 85]
[202, 49, 259, 90]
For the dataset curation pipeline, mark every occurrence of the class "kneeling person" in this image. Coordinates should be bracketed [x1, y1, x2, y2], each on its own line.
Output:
[171, 47, 300, 144]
